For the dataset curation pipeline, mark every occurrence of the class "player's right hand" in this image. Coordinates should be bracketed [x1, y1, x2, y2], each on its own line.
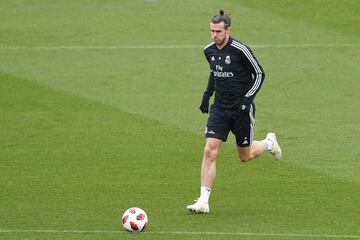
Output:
[199, 93, 211, 113]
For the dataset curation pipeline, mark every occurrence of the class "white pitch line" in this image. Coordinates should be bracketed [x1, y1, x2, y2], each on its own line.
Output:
[158, 231, 360, 239]
[0, 229, 120, 234]
[0, 43, 359, 50]
[251, 43, 360, 48]
[0, 45, 203, 50]
[1, 229, 360, 239]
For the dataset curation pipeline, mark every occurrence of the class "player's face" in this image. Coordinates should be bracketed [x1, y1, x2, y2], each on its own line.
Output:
[210, 22, 230, 47]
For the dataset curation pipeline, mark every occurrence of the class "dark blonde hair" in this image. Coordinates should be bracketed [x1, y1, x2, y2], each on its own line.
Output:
[211, 9, 231, 29]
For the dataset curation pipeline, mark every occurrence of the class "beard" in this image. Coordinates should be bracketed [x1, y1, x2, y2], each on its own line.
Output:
[213, 37, 226, 47]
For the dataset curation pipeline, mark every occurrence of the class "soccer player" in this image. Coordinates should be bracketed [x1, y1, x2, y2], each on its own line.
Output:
[187, 10, 282, 214]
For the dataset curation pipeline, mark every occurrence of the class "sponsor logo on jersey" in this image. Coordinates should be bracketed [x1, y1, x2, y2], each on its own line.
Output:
[214, 71, 234, 78]
[214, 64, 234, 78]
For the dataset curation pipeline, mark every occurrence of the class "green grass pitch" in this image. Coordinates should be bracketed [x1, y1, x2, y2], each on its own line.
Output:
[0, 0, 359, 239]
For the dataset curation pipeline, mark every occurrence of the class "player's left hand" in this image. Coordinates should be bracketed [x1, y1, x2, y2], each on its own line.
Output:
[239, 98, 251, 114]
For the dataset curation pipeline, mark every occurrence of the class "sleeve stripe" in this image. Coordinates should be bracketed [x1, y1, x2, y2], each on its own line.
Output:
[231, 41, 262, 97]
[230, 41, 264, 97]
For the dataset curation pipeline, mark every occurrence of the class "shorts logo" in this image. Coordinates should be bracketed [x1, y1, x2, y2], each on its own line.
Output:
[225, 55, 231, 64]
[242, 137, 248, 144]
[205, 127, 216, 135]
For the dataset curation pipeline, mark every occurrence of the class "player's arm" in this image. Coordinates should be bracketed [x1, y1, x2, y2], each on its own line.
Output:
[239, 48, 265, 112]
[199, 71, 215, 113]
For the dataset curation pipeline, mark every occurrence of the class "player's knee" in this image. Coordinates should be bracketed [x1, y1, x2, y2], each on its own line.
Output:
[204, 145, 217, 162]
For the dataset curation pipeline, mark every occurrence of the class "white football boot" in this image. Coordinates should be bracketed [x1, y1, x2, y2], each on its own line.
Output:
[266, 132, 282, 160]
[186, 198, 209, 213]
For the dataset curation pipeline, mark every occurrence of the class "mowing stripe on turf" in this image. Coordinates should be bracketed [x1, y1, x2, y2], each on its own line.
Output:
[1, 229, 360, 238]
[0, 43, 359, 50]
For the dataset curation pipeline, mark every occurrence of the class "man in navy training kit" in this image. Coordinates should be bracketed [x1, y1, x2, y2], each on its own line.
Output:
[187, 10, 282, 214]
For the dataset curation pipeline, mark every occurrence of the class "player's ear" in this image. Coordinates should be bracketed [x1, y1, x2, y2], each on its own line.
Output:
[226, 26, 231, 34]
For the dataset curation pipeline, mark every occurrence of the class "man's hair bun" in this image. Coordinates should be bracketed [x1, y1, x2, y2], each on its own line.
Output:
[211, 9, 231, 29]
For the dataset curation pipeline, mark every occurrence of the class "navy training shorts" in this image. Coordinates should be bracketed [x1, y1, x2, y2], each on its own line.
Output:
[204, 104, 255, 147]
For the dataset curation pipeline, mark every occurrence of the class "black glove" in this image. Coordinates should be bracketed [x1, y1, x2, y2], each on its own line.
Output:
[239, 97, 252, 114]
[199, 93, 211, 113]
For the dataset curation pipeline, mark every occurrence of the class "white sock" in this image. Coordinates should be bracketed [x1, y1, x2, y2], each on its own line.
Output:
[199, 186, 211, 203]
[266, 139, 274, 151]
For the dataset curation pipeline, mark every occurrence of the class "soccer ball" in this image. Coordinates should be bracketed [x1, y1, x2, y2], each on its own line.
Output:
[122, 207, 148, 232]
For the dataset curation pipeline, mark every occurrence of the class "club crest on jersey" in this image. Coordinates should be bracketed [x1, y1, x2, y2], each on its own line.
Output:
[225, 55, 231, 64]
[211, 56, 215, 61]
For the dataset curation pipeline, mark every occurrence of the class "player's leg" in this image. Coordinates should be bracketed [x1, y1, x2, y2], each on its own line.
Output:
[187, 138, 222, 213]
[201, 138, 223, 187]
[187, 105, 229, 213]
[238, 134, 282, 161]
[237, 140, 267, 162]
[200, 105, 229, 188]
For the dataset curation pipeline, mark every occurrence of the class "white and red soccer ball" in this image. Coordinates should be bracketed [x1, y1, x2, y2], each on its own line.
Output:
[122, 207, 148, 232]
